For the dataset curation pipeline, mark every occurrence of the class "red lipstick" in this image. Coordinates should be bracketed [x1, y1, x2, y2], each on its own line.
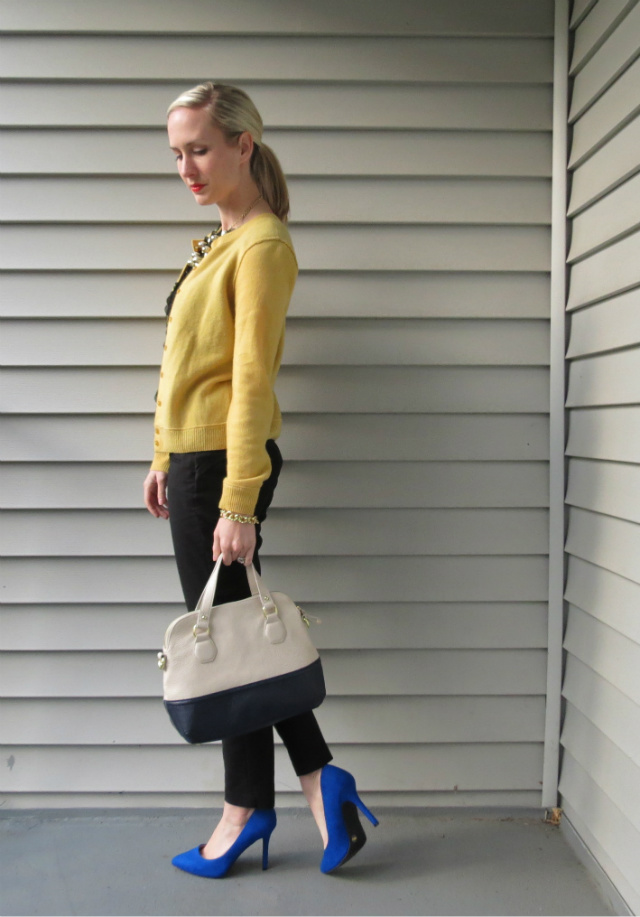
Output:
[190, 184, 205, 193]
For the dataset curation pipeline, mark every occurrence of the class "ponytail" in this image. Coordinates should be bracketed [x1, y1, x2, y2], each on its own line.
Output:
[251, 142, 290, 223]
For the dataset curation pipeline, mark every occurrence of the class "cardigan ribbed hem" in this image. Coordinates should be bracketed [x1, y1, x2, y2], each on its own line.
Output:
[151, 422, 279, 515]
[157, 423, 229, 455]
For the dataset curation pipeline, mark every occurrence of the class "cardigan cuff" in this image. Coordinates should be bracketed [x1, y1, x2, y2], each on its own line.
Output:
[150, 452, 171, 473]
[220, 480, 261, 518]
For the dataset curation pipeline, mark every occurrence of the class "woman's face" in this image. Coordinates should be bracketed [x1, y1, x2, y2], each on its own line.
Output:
[167, 106, 245, 207]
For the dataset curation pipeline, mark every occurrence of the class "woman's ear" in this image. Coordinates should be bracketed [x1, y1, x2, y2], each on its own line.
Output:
[237, 131, 254, 164]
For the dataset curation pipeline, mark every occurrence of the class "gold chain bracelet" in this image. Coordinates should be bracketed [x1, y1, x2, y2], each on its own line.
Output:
[219, 509, 259, 525]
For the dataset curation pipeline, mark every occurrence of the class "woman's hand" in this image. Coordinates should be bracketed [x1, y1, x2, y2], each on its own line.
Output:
[143, 470, 169, 519]
[213, 517, 257, 566]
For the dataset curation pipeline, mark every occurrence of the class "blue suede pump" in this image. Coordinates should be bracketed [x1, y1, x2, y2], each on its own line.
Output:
[320, 765, 379, 874]
[171, 809, 277, 878]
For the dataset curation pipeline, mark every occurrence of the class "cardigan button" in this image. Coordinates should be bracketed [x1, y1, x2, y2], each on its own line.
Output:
[154, 440, 159, 446]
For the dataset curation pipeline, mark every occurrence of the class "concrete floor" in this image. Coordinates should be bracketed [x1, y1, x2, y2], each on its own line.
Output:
[0, 808, 614, 916]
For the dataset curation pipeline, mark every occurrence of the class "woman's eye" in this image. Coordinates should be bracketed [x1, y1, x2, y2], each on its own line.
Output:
[193, 149, 207, 156]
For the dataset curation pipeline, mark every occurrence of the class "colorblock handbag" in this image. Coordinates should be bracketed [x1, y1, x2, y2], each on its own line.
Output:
[158, 556, 325, 743]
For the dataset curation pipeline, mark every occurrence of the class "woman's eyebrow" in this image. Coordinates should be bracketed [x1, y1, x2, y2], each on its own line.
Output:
[169, 139, 207, 151]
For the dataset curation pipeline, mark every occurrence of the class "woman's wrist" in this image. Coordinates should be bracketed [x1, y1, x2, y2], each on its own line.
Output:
[219, 509, 259, 525]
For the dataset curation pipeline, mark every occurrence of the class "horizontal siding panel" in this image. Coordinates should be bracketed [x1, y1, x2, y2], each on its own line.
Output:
[562, 3, 640, 908]
[566, 506, 640, 584]
[568, 114, 640, 214]
[569, 56, 640, 164]
[561, 776, 640, 916]
[566, 287, 640, 350]
[0, 176, 552, 226]
[0, 556, 550, 604]
[0, 13, 555, 811]
[563, 656, 640, 766]
[562, 704, 640, 824]
[0, 83, 554, 132]
[570, 0, 600, 29]
[0, 461, 550, 510]
[565, 556, 640, 646]
[0, 0, 555, 36]
[0, 319, 551, 368]
[0, 36, 553, 83]
[564, 606, 640, 705]
[1, 414, 551, 462]
[0, 271, 551, 320]
[0, 695, 545, 745]
[567, 229, 640, 307]
[565, 348, 640, 407]
[0, 649, 547, 699]
[0, 602, 548, 651]
[570, 0, 638, 73]
[566, 458, 640, 523]
[0, 3, 554, 812]
[1, 366, 549, 414]
[565, 406, 640, 462]
[0, 508, 550, 557]
[569, 3, 640, 120]
[0, 744, 544, 793]
[0, 129, 553, 178]
[0, 224, 553, 272]
[567, 172, 640, 261]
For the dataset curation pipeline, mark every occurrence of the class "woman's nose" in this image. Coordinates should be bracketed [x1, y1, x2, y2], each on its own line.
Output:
[179, 156, 196, 179]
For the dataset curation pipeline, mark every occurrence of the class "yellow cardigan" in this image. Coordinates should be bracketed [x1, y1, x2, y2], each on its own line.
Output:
[151, 213, 298, 516]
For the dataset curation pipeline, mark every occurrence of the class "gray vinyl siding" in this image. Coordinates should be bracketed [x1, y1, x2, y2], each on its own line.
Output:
[560, 0, 640, 912]
[0, 0, 554, 808]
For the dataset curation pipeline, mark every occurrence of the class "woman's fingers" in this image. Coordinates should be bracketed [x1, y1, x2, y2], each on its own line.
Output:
[213, 517, 257, 565]
[143, 471, 169, 519]
[156, 475, 168, 509]
[212, 526, 222, 562]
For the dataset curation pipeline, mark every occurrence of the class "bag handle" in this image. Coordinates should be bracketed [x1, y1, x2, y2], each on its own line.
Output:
[194, 556, 276, 624]
[191, 557, 287, 658]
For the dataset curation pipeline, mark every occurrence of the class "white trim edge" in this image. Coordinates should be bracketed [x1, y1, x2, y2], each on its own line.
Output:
[543, 0, 569, 809]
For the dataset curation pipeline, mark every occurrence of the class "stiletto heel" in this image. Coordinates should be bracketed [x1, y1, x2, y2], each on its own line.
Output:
[172, 809, 276, 878]
[354, 795, 379, 827]
[319, 764, 379, 874]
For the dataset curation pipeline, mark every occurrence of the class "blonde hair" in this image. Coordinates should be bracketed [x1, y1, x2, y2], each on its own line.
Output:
[167, 82, 290, 222]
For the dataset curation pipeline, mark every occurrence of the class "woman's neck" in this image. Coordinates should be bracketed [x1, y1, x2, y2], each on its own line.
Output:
[217, 185, 271, 232]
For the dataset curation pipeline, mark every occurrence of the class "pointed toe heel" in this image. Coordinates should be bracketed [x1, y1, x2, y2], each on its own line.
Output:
[172, 808, 276, 879]
[319, 764, 379, 874]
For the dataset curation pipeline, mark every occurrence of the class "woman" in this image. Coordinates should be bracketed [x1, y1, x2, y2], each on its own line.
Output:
[143, 83, 377, 878]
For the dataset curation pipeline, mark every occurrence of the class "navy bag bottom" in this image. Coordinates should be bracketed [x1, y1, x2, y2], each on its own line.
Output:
[165, 657, 326, 744]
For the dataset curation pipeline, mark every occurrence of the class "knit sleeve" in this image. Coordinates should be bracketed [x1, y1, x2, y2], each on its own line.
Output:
[150, 452, 171, 473]
[220, 238, 297, 516]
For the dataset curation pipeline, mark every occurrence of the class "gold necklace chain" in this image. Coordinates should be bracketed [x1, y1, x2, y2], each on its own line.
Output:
[187, 194, 263, 268]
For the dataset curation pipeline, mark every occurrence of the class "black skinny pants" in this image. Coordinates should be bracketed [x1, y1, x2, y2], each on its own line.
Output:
[167, 441, 332, 809]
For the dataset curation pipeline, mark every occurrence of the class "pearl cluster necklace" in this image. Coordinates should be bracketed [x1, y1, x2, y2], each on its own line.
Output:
[165, 194, 263, 317]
